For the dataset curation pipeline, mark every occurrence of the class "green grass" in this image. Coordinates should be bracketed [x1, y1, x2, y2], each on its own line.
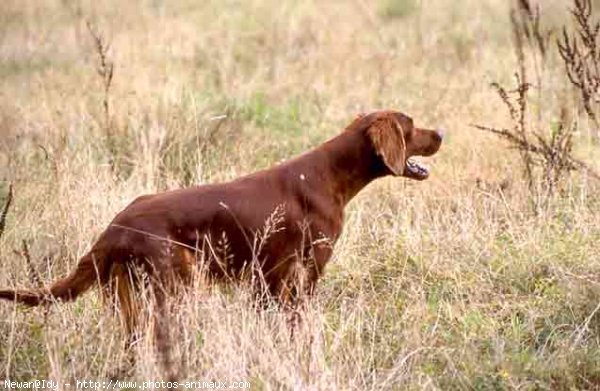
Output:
[378, 0, 417, 19]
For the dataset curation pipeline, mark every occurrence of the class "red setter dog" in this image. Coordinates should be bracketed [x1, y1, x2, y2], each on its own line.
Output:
[0, 110, 443, 376]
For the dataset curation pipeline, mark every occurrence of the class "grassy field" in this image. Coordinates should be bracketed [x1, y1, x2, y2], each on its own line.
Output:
[1, 0, 600, 389]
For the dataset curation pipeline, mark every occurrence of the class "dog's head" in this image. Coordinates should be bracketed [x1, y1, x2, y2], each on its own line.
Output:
[360, 110, 444, 180]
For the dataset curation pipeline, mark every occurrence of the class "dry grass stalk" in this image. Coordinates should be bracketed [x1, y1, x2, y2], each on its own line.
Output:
[0, 183, 13, 240]
[85, 20, 117, 165]
[514, 0, 549, 58]
[558, 0, 600, 140]
[86, 20, 114, 130]
[12, 240, 44, 289]
[511, 0, 552, 105]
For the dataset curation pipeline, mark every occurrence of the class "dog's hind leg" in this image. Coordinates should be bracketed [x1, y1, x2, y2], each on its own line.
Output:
[148, 247, 196, 383]
[101, 263, 141, 379]
[117, 266, 142, 374]
[115, 266, 142, 349]
[151, 286, 178, 383]
[136, 245, 195, 382]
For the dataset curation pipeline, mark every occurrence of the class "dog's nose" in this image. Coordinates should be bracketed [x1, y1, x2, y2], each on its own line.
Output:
[436, 128, 445, 140]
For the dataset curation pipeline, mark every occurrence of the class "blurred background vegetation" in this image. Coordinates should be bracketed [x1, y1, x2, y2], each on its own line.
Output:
[0, 0, 599, 389]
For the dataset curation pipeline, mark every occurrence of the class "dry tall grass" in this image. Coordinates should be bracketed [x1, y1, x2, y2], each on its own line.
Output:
[1, 0, 599, 389]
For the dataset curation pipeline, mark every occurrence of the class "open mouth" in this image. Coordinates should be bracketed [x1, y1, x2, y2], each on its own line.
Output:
[404, 157, 429, 180]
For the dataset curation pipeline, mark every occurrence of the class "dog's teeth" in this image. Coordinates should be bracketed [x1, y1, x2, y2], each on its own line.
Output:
[406, 158, 429, 176]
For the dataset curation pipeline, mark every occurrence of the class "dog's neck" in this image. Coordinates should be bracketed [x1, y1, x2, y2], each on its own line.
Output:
[312, 126, 391, 206]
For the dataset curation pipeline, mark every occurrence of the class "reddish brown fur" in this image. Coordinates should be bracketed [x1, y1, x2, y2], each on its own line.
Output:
[0, 110, 443, 377]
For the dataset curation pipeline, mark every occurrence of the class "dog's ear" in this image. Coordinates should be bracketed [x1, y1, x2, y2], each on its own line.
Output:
[367, 115, 405, 176]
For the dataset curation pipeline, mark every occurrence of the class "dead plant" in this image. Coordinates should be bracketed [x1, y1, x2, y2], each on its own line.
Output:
[558, 0, 600, 140]
[85, 20, 122, 172]
[474, 0, 600, 212]
[13, 240, 43, 289]
[0, 183, 13, 240]
[86, 20, 114, 133]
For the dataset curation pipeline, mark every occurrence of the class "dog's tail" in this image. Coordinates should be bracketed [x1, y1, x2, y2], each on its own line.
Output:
[0, 251, 108, 306]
